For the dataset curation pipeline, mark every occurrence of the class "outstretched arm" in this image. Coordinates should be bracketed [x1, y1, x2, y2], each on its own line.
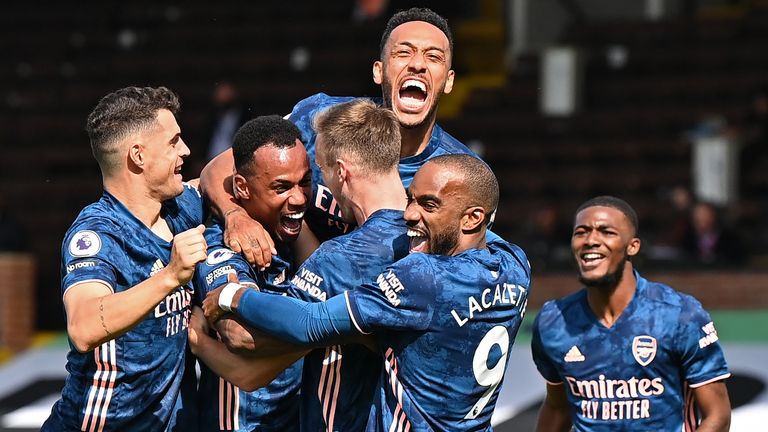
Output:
[203, 283, 360, 347]
[535, 383, 572, 432]
[199, 148, 275, 269]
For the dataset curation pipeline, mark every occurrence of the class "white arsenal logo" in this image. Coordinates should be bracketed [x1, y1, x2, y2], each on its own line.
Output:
[632, 335, 657, 366]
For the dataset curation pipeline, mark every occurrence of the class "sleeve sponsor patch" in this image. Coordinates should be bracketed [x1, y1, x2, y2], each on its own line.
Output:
[66, 260, 97, 274]
[698, 321, 720, 348]
[376, 270, 405, 307]
[206, 248, 235, 265]
[205, 265, 234, 286]
[68, 231, 102, 257]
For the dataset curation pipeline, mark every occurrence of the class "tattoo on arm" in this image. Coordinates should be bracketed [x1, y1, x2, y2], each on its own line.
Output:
[99, 297, 113, 337]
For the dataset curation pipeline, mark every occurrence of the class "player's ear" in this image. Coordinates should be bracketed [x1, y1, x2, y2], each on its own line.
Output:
[128, 141, 144, 169]
[443, 69, 455, 94]
[232, 173, 250, 200]
[336, 159, 349, 183]
[461, 206, 485, 232]
[626, 237, 641, 257]
[373, 61, 383, 85]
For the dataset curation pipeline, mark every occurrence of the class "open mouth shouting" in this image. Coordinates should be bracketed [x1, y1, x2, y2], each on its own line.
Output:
[280, 211, 305, 237]
[397, 78, 428, 113]
[407, 226, 428, 253]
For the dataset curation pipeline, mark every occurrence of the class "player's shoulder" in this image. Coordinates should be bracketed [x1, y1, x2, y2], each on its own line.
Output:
[488, 233, 530, 269]
[389, 252, 436, 279]
[637, 273, 698, 310]
[163, 183, 204, 225]
[66, 197, 125, 240]
[639, 274, 709, 321]
[536, 289, 586, 329]
[202, 220, 225, 246]
[432, 123, 476, 156]
[289, 93, 356, 119]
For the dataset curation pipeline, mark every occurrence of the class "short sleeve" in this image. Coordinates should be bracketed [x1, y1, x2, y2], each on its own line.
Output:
[286, 93, 325, 145]
[346, 254, 435, 334]
[193, 226, 256, 305]
[676, 296, 730, 386]
[61, 228, 122, 296]
[531, 308, 564, 384]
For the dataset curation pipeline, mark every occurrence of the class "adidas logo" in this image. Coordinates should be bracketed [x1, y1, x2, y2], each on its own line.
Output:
[564, 346, 585, 362]
[150, 259, 165, 276]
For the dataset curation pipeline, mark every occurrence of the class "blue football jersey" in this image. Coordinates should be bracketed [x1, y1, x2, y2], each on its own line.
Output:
[287, 209, 409, 432]
[43, 185, 204, 432]
[531, 273, 731, 431]
[346, 238, 531, 432]
[287, 93, 478, 240]
[193, 221, 302, 432]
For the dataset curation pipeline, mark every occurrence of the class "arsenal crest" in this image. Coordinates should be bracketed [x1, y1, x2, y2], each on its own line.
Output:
[632, 335, 657, 366]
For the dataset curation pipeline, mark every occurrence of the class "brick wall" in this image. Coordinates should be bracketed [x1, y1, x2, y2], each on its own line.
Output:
[0, 254, 36, 351]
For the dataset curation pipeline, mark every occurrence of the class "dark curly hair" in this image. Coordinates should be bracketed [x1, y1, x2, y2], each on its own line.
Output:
[232, 115, 302, 176]
[379, 7, 453, 58]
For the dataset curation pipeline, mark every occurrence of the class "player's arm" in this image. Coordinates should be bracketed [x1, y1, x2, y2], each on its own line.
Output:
[189, 306, 308, 391]
[692, 381, 731, 432]
[203, 281, 364, 347]
[535, 383, 572, 432]
[65, 225, 207, 352]
[199, 148, 275, 269]
[214, 315, 307, 357]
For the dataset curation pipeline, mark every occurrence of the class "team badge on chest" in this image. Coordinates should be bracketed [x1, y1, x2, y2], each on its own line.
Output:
[632, 335, 657, 366]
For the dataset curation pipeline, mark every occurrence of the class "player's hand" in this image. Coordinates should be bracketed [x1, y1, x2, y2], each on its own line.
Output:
[188, 306, 209, 355]
[224, 209, 276, 270]
[165, 225, 207, 287]
[202, 271, 240, 325]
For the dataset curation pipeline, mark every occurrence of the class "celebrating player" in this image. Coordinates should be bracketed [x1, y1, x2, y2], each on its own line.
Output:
[200, 7, 478, 265]
[194, 98, 409, 431]
[192, 115, 312, 431]
[42, 87, 207, 431]
[531, 196, 731, 431]
[202, 154, 531, 431]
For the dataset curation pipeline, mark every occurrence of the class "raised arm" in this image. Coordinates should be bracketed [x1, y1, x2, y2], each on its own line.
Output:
[692, 381, 731, 432]
[65, 225, 207, 352]
[535, 383, 572, 432]
[199, 148, 275, 269]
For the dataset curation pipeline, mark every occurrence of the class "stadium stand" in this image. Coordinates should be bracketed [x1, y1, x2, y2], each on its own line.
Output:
[1, 1, 768, 336]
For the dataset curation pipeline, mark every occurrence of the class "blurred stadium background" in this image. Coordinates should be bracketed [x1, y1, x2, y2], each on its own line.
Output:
[0, 0, 766, 430]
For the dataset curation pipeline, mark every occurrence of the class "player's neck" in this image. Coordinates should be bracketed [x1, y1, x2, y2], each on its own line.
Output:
[350, 172, 407, 225]
[451, 229, 488, 256]
[104, 177, 164, 229]
[399, 122, 435, 158]
[586, 264, 637, 328]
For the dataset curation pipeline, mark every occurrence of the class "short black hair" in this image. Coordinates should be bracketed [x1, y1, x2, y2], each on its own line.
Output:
[232, 115, 302, 176]
[427, 154, 498, 223]
[86, 86, 179, 173]
[379, 7, 453, 57]
[576, 196, 639, 236]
